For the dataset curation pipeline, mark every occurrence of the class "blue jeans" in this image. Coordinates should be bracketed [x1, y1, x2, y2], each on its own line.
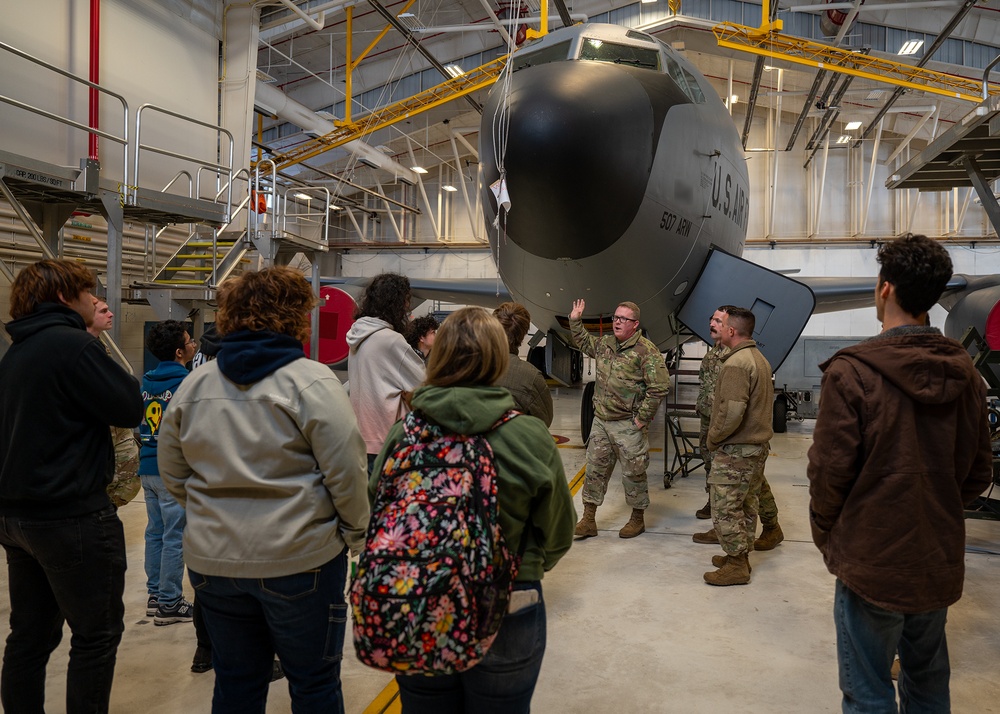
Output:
[190, 550, 349, 714]
[141, 474, 187, 607]
[395, 582, 546, 714]
[0, 505, 126, 714]
[834, 579, 951, 714]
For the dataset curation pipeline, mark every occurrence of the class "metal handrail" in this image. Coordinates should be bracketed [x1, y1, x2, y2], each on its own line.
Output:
[134, 103, 234, 217]
[161, 170, 194, 196]
[252, 159, 278, 237]
[282, 186, 331, 246]
[0, 40, 130, 190]
[984, 54, 1000, 101]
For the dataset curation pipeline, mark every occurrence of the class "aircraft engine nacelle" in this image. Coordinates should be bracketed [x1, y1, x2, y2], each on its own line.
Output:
[943, 284, 1000, 348]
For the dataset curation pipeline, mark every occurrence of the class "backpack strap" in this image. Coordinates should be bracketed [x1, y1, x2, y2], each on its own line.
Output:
[489, 409, 520, 432]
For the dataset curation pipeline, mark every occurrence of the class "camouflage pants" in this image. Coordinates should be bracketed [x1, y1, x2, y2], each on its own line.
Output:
[699, 416, 713, 492]
[583, 416, 650, 510]
[708, 443, 770, 556]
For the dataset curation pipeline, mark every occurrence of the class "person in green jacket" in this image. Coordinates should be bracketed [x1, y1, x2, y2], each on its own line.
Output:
[370, 306, 576, 714]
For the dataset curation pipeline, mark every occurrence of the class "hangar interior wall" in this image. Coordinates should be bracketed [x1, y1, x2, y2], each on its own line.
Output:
[0, 0, 220, 190]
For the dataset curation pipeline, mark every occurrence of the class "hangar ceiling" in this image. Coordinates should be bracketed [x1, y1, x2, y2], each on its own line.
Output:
[255, 0, 1000, 228]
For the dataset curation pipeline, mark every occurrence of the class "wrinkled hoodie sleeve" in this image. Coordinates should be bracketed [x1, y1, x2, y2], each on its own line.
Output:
[395, 340, 425, 394]
[158, 395, 193, 508]
[301, 378, 371, 555]
[806, 359, 865, 551]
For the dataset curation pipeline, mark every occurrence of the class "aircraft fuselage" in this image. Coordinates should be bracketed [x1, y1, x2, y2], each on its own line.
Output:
[479, 23, 750, 349]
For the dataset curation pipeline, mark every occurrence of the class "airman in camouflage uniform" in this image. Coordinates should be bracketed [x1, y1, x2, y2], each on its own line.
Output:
[87, 300, 141, 508]
[695, 310, 730, 518]
[108, 426, 140, 507]
[694, 306, 778, 586]
[569, 298, 670, 539]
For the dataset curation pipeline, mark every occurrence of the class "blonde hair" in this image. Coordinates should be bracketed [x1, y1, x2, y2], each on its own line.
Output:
[425, 307, 509, 388]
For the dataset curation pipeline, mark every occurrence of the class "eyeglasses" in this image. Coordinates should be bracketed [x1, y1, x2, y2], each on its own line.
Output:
[186, 339, 197, 346]
[612, 315, 637, 324]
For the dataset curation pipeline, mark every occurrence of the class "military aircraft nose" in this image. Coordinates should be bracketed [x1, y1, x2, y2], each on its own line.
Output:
[481, 61, 658, 260]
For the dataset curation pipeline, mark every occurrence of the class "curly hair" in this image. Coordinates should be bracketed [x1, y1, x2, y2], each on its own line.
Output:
[877, 234, 953, 316]
[353, 273, 411, 334]
[493, 301, 531, 353]
[216, 266, 317, 341]
[9, 259, 95, 319]
[425, 307, 509, 388]
[405, 314, 439, 353]
[146, 320, 190, 362]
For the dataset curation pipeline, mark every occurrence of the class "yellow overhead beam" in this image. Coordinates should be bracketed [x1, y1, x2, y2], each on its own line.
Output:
[268, 55, 508, 172]
[713, 22, 1000, 104]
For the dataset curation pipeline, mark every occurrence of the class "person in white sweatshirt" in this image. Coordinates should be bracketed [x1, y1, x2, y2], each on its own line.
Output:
[345, 273, 424, 473]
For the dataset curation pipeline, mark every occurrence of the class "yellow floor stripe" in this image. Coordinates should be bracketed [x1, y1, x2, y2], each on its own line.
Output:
[363, 682, 401, 714]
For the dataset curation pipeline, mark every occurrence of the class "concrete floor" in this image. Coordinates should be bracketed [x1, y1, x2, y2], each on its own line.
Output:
[2, 385, 999, 713]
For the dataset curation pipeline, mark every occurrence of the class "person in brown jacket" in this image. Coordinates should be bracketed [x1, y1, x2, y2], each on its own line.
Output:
[807, 234, 992, 713]
[695, 306, 775, 586]
[493, 302, 554, 427]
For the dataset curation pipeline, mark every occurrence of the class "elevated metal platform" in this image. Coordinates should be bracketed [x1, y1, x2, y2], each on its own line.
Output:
[886, 95, 1000, 235]
[0, 150, 229, 227]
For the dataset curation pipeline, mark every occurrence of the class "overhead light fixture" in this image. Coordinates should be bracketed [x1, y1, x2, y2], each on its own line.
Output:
[444, 64, 464, 78]
[358, 158, 381, 170]
[898, 39, 924, 56]
[442, 185, 458, 192]
[866, 89, 886, 100]
[411, 166, 428, 174]
[763, 64, 776, 71]
[836, 135, 851, 144]
[641, 0, 656, 4]
[330, 204, 342, 211]
[256, 69, 277, 83]
[729, 94, 739, 106]
[845, 121, 862, 130]
[293, 192, 312, 201]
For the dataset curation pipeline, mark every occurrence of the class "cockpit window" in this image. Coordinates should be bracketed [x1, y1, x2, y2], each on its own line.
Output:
[681, 68, 706, 103]
[662, 53, 706, 103]
[579, 38, 660, 70]
[512, 41, 572, 72]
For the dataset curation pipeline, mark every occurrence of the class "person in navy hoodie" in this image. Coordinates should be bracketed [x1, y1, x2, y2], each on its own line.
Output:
[139, 320, 197, 626]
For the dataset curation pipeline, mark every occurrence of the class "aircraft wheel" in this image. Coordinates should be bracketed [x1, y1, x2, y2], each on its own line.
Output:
[581, 381, 596, 442]
[571, 351, 583, 384]
[773, 396, 788, 434]
[528, 346, 546, 375]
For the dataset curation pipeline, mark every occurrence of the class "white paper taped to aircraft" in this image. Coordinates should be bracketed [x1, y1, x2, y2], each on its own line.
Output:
[490, 177, 511, 212]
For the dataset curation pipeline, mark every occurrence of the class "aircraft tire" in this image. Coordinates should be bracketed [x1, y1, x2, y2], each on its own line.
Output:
[581, 381, 596, 443]
[773, 396, 788, 434]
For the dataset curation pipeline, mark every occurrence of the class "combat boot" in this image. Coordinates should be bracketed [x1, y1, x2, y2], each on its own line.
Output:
[711, 554, 752, 573]
[692, 528, 719, 544]
[754, 522, 784, 551]
[704, 553, 751, 586]
[574, 502, 598, 538]
[695, 498, 711, 519]
[619, 509, 645, 538]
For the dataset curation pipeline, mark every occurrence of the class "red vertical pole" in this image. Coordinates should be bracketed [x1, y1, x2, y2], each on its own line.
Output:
[88, 0, 100, 161]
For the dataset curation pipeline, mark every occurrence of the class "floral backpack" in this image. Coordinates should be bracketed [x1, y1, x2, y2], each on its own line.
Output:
[351, 408, 523, 675]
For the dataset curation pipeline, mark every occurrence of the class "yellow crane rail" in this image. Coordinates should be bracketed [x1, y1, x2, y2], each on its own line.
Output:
[269, 55, 509, 172]
[713, 22, 1000, 104]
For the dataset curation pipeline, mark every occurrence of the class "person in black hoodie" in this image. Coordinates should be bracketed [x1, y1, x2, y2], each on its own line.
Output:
[0, 259, 143, 714]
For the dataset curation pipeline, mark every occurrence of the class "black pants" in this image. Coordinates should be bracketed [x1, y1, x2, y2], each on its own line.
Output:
[0, 505, 126, 714]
